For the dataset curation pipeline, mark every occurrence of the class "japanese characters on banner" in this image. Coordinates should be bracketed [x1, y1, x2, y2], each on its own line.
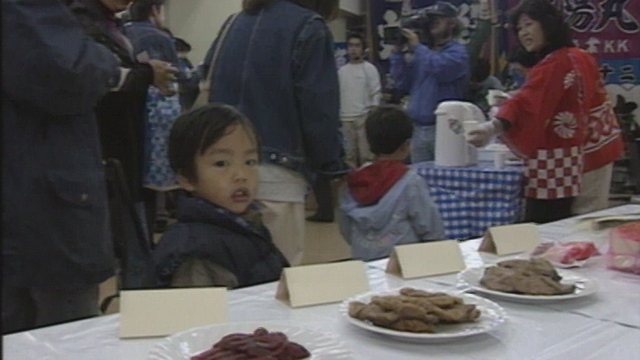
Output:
[510, 0, 640, 125]
[369, 0, 639, 126]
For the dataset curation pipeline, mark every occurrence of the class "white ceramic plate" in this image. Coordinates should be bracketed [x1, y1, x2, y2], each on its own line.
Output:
[457, 266, 599, 303]
[339, 288, 507, 343]
[147, 322, 354, 360]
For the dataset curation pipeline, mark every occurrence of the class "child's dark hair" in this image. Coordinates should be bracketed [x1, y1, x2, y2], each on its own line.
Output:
[365, 105, 413, 156]
[168, 103, 261, 181]
[347, 32, 366, 47]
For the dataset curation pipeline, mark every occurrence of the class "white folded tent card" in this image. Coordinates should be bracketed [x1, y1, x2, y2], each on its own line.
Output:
[119, 287, 228, 338]
[386, 240, 466, 279]
[276, 260, 370, 308]
[479, 223, 541, 256]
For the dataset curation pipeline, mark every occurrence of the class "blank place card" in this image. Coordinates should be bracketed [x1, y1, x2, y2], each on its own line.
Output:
[386, 240, 466, 279]
[479, 223, 540, 256]
[119, 287, 228, 339]
[275, 261, 370, 308]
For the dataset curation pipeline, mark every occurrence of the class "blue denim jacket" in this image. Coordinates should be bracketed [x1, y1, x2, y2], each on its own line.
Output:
[122, 20, 178, 65]
[204, 1, 341, 172]
[390, 41, 469, 126]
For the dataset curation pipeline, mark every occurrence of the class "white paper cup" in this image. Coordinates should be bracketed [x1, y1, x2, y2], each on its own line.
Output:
[494, 151, 508, 169]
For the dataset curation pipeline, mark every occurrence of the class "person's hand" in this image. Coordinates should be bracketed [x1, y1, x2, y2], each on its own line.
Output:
[148, 60, 178, 96]
[401, 28, 420, 47]
[494, 94, 509, 107]
[466, 119, 504, 148]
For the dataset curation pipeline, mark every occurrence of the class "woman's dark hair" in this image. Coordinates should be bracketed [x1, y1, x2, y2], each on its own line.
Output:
[365, 105, 414, 156]
[242, 0, 340, 21]
[471, 58, 491, 82]
[129, 0, 165, 22]
[168, 103, 261, 181]
[508, 46, 539, 68]
[509, 0, 574, 57]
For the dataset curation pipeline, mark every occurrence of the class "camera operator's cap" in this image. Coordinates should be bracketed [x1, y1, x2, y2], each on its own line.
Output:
[424, 1, 458, 18]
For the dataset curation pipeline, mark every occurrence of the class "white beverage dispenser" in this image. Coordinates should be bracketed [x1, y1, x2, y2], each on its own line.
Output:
[434, 101, 486, 167]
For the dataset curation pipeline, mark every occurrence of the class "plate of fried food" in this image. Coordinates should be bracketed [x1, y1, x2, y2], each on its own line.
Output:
[457, 258, 598, 303]
[147, 322, 354, 360]
[339, 287, 506, 343]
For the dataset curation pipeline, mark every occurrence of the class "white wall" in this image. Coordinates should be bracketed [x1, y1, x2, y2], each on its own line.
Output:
[340, 0, 364, 15]
[165, 0, 242, 65]
[329, 14, 348, 42]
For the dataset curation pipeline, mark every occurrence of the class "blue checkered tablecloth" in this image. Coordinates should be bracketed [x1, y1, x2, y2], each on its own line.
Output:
[413, 161, 524, 240]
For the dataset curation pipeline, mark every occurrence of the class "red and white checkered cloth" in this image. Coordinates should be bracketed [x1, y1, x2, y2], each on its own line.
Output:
[526, 146, 583, 199]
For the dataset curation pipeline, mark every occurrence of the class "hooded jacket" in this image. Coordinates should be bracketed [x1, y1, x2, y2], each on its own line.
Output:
[338, 162, 445, 261]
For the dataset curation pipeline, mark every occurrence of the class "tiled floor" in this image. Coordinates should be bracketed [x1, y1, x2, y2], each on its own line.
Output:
[300, 216, 351, 265]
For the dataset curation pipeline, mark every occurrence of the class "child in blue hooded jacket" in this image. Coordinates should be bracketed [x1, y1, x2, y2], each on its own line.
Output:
[338, 105, 445, 261]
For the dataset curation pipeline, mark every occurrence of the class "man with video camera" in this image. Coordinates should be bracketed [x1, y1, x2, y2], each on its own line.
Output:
[390, 1, 469, 163]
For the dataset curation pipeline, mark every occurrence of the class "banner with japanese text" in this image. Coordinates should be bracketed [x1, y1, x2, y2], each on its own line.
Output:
[508, 0, 640, 125]
[370, 0, 639, 124]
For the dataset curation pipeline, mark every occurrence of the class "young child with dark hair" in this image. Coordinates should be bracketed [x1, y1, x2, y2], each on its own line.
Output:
[338, 105, 445, 261]
[148, 103, 289, 288]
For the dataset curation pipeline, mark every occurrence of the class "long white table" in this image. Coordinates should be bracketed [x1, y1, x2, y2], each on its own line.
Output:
[4, 205, 640, 360]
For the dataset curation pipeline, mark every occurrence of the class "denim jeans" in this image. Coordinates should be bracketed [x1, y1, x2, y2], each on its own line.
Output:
[410, 125, 436, 163]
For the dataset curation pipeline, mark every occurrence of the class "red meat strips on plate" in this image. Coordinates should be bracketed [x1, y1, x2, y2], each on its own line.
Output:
[191, 328, 311, 360]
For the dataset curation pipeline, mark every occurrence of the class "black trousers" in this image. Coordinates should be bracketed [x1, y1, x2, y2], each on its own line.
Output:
[310, 173, 334, 220]
[524, 197, 575, 224]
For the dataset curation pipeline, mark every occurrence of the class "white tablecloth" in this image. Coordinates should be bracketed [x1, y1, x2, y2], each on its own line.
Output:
[4, 206, 640, 360]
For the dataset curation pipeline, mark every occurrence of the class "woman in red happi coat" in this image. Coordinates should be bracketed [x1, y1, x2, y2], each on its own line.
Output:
[468, 0, 623, 223]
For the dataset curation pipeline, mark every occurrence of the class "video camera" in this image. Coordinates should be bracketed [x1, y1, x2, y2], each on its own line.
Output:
[382, 2, 458, 47]
[383, 8, 432, 46]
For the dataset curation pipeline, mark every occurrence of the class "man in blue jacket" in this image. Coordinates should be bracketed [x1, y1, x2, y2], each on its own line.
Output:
[2, 0, 121, 333]
[390, 2, 469, 163]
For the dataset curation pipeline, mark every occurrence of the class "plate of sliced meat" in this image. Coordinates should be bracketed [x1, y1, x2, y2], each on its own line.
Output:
[147, 322, 353, 360]
[458, 258, 598, 303]
[340, 287, 506, 343]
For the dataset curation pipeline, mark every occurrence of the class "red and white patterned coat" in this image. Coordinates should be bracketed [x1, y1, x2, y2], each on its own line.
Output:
[579, 48, 623, 172]
[497, 47, 622, 200]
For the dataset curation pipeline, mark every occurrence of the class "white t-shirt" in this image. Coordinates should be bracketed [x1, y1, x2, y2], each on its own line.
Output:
[338, 61, 381, 119]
